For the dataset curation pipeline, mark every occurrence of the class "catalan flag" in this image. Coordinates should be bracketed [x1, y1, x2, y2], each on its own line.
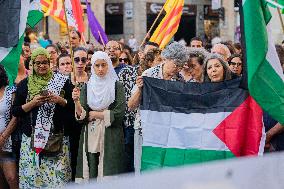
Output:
[41, 0, 84, 33]
[150, 0, 184, 49]
[41, 0, 66, 26]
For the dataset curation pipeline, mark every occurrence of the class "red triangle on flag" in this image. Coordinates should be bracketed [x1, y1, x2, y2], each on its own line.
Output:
[213, 96, 264, 157]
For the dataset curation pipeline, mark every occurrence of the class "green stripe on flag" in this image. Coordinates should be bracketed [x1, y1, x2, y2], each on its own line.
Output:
[249, 59, 284, 124]
[141, 146, 235, 171]
[27, 10, 43, 28]
[243, 0, 284, 125]
[0, 36, 24, 84]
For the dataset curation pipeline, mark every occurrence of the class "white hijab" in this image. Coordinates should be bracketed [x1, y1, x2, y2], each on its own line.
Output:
[87, 51, 118, 110]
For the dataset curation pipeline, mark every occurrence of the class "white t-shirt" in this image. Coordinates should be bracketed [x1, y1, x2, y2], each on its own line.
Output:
[0, 87, 8, 133]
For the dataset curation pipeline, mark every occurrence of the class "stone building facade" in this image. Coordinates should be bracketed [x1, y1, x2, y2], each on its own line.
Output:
[46, 0, 220, 45]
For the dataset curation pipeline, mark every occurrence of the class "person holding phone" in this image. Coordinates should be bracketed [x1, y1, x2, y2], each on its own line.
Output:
[12, 47, 74, 188]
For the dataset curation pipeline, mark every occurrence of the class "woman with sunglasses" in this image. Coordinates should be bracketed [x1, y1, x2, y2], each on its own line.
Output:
[12, 48, 74, 188]
[119, 50, 133, 66]
[228, 54, 243, 77]
[71, 47, 89, 84]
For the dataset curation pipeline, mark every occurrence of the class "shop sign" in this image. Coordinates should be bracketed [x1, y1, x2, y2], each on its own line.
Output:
[204, 5, 219, 20]
[105, 3, 123, 15]
[146, 3, 196, 16]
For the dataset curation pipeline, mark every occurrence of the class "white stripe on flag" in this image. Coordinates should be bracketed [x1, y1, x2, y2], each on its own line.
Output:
[266, 22, 284, 82]
[141, 110, 231, 151]
[0, 0, 30, 62]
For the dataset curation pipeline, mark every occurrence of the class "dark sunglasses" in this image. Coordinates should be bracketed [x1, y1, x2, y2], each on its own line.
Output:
[229, 62, 242, 67]
[74, 57, 87, 64]
[119, 58, 129, 62]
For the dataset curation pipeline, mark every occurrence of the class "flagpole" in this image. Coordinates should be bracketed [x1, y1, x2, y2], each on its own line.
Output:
[275, 0, 284, 34]
[62, 0, 76, 84]
[266, 0, 284, 9]
[133, 5, 165, 63]
[98, 30, 106, 47]
[140, 7, 165, 48]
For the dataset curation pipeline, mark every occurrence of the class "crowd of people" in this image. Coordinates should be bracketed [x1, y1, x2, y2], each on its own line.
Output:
[0, 30, 284, 188]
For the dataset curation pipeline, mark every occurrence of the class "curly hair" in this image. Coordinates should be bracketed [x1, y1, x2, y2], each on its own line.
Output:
[161, 42, 188, 66]
[187, 47, 209, 65]
[0, 65, 9, 88]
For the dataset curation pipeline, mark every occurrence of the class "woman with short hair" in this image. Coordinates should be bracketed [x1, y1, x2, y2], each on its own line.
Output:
[184, 48, 208, 83]
[228, 54, 243, 77]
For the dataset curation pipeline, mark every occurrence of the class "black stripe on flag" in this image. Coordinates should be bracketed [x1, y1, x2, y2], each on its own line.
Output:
[0, 0, 21, 48]
[141, 77, 249, 114]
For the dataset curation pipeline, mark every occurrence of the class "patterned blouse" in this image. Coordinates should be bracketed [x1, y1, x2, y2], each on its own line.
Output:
[0, 86, 16, 152]
[118, 65, 139, 128]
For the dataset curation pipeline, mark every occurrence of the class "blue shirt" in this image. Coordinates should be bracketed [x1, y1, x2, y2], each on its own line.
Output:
[114, 63, 127, 75]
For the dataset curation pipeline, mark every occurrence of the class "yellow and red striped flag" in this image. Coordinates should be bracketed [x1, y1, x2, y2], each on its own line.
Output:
[150, 0, 184, 49]
[41, 0, 66, 26]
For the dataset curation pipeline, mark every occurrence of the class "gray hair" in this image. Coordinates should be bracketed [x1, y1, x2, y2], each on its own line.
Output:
[187, 47, 210, 64]
[161, 42, 188, 66]
[211, 43, 232, 60]
[203, 53, 232, 82]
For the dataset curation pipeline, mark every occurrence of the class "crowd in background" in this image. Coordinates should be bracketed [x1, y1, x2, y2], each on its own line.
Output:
[0, 29, 284, 189]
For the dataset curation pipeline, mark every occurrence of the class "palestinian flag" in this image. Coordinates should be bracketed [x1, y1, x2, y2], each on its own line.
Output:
[0, 0, 42, 84]
[241, 0, 284, 125]
[140, 77, 265, 171]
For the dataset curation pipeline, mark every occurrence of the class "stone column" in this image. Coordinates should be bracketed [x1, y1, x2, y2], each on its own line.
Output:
[219, 0, 235, 42]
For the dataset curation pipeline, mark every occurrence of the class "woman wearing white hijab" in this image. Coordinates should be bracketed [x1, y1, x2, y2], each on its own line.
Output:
[72, 51, 126, 182]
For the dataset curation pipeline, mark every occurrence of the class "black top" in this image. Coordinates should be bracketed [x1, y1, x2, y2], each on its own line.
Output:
[264, 112, 284, 151]
[12, 78, 75, 137]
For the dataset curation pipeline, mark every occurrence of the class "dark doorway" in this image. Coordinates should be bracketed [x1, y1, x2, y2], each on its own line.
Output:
[175, 16, 196, 45]
[147, 14, 196, 45]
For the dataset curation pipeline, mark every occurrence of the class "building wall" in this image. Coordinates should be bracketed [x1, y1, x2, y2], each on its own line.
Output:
[219, 0, 235, 42]
[106, 0, 211, 44]
[219, 2, 284, 44]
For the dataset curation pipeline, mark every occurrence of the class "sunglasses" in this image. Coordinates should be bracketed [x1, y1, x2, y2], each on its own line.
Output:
[74, 57, 87, 64]
[34, 60, 49, 66]
[119, 58, 129, 62]
[229, 62, 242, 67]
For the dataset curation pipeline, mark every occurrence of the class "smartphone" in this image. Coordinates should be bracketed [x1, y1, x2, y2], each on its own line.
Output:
[40, 89, 49, 96]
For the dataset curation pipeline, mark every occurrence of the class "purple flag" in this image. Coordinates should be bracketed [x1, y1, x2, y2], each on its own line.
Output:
[86, 1, 108, 45]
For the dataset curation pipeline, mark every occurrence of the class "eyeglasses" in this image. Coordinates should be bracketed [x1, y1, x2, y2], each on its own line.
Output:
[229, 62, 242, 67]
[119, 58, 129, 62]
[74, 57, 87, 64]
[34, 60, 49, 66]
